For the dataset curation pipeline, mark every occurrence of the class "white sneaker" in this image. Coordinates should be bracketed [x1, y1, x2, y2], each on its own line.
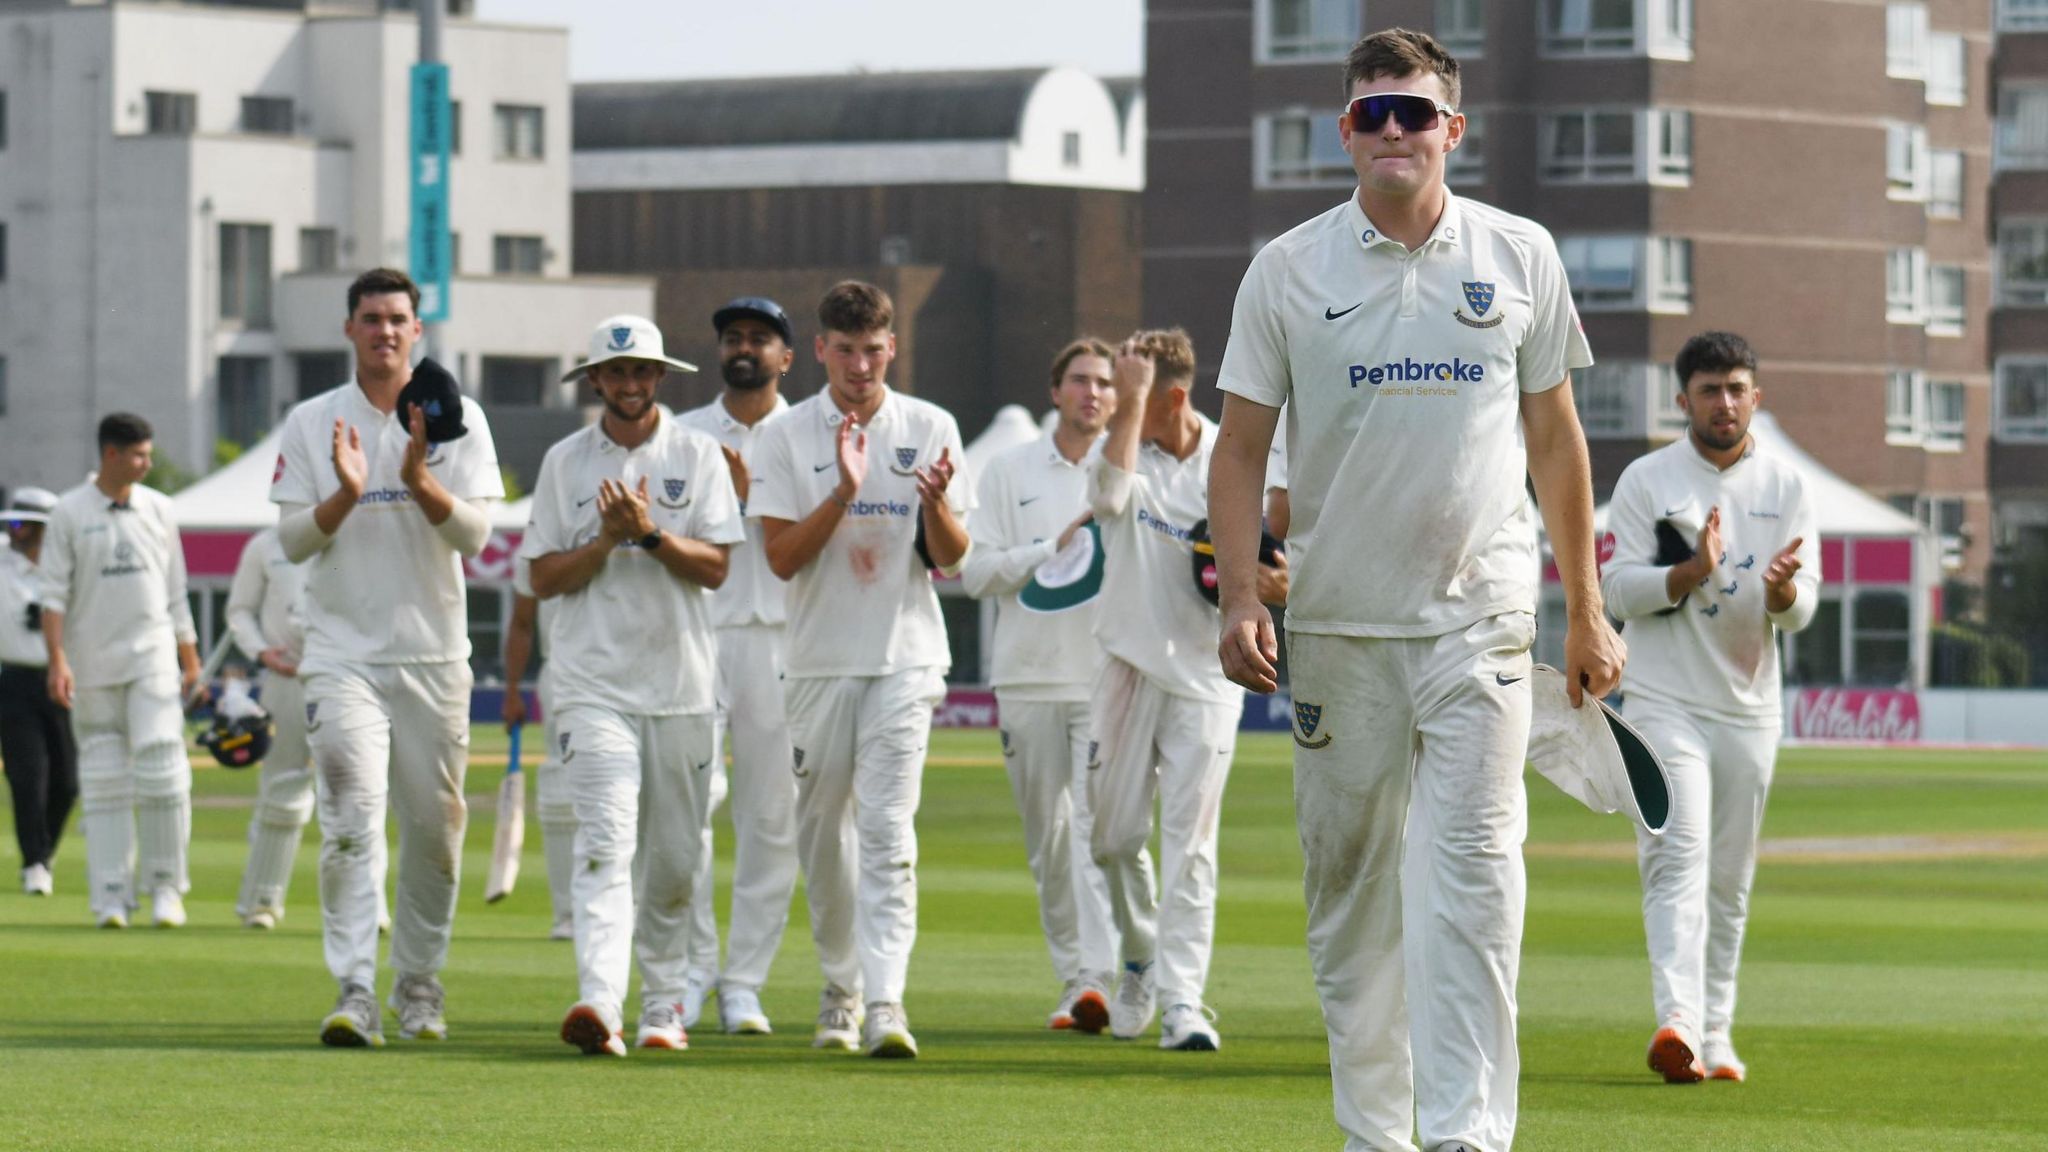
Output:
[1049, 973, 1112, 1034]
[98, 909, 129, 930]
[635, 1000, 689, 1050]
[680, 970, 715, 1030]
[1702, 1032, 1747, 1082]
[1159, 1002, 1221, 1052]
[244, 909, 278, 930]
[1109, 962, 1156, 1040]
[561, 1000, 626, 1057]
[22, 864, 53, 896]
[721, 987, 773, 1035]
[549, 915, 574, 942]
[862, 1001, 918, 1059]
[813, 984, 861, 1051]
[321, 983, 385, 1048]
[151, 887, 186, 929]
[378, 909, 391, 935]
[388, 974, 447, 1040]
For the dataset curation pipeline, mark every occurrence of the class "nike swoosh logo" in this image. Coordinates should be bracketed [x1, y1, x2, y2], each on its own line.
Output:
[1495, 672, 1524, 686]
[813, 462, 835, 473]
[1663, 508, 1684, 517]
[576, 496, 597, 508]
[1324, 302, 1364, 321]
[1019, 496, 1041, 506]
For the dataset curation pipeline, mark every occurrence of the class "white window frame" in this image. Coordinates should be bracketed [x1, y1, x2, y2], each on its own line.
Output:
[1929, 150, 1964, 219]
[1540, 108, 1640, 183]
[1651, 108, 1691, 184]
[1651, 372, 1688, 436]
[493, 104, 544, 161]
[1447, 109, 1485, 186]
[1572, 361, 1680, 438]
[1926, 33, 1966, 106]
[1541, 0, 1691, 59]
[1559, 235, 1640, 310]
[1887, 247, 1928, 323]
[1649, 236, 1693, 313]
[1996, 85, 2048, 171]
[1998, 0, 2048, 33]
[1887, 122, 1929, 202]
[1887, 369, 1925, 444]
[1996, 360, 2048, 440]
[1997, 219, 2048, 305]
[1927, 265, 1966, 336]
[1437, 0, 1486, 54]
[1255, 0, 1361, 64]
[1887, 3, 1928, 81]
[1924, 380, 1966, 451]
[1254, 109, 1354, 189]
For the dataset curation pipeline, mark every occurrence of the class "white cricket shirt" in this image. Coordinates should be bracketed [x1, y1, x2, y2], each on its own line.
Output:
[226, 527, 307, 662]
[0, 549, 48, 667]
[520, 411, 745, 716]
[270, 383, 504, 669]
[749, 387, 972, 680]
[675, 394, 790, 629]
[1217, 190, 1594, 638]
[1089, 414, 1238, 705]
[960, 435, 1104, 701]
[1601, 433, 1821, 725]
[36, 482, 198, 688]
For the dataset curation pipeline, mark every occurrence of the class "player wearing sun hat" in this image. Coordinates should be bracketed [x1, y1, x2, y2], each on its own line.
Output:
[2, 486, 75, 898]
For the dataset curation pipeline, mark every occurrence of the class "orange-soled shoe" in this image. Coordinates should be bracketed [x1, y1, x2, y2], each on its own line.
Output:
[1648, 1024, 1705, 1084]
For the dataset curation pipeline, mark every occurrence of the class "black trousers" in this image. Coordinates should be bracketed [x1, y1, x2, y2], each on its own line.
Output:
[0, 662, 77, 870]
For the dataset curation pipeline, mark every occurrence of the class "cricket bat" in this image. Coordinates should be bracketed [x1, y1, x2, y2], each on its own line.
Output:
[484, 723, 525, 903]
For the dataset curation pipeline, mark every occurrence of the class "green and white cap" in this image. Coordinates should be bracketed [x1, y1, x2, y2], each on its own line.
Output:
[1018, 521, 1105, 614]
[1526, 664, 1672, 835]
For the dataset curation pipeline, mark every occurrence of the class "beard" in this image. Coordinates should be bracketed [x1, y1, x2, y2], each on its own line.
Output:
[1692, 417, 1746, 453]
[601, 392, 653, 425]
[722, 355, 772, 391]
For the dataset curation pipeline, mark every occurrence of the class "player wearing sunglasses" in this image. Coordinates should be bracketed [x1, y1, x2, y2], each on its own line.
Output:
[1209, 28, 1622, 1152]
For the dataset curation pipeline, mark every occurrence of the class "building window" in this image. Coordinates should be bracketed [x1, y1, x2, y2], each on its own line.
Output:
[1887, 3, 1928, 80]
[1062, 131, 1082, 169]
[449, 99, 462, 156]
[493, 104, 544, 160]
[480, 356, 555, 408]
[1887, 369, 1924, 442]
[1886, 122, 1928, 201]
[1926, 34, 1966, 105]
[217, 356, 273, 448]
[1885, 247, 1927, 323]
[1996, 86, 2048, 170]
[145, 91, 197, 135]
[299, 227, 339, 274]
[1437, 0, 1485, 54]
[1851, 590, 1912, 687]
[2001, 0, 2048, 31]
[1929, 150, 1964, 218]
[492, 234, 544, 275]
[0, 357, 7, 417]
[1650, 237, 1692, 312]
[241, 95, 293, 135]
[1925, 381, 1966, 450]
[1257, 0, 1360, 62]
[1447, 111, 1484, 186]
[1573, 360, 1682, 438]
[1652, 109, 1691, 183]
[1543, 0, 1636, 54]
[1999, 219, 2048, 304]
[1927, 265, 1965, 336]
[292, 351, 350, 402]
[1541, 109, 1636, 182]
[0, 90, 9, 151]
[1996, 360, 2048, 440]
[0, 220, 7, 282]
[1559, 235, 1639, 309]
[449, 231, 462, 275]
[220, 223, 273, 327]
[1257, 110, 1352, 188]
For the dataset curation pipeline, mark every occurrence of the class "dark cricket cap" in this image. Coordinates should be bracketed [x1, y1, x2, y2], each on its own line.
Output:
[399, 357, 469, 443]
[713, 296, 795, 345]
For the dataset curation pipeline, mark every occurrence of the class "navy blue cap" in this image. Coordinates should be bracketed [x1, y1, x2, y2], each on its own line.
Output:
[713, 296, 795, 346]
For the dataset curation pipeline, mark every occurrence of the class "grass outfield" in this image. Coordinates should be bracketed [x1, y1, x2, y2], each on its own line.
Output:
[2, 731, 2045, 1151]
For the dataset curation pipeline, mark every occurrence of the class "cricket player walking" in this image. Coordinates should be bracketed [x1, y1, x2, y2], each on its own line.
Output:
[526, 314, 744, 1057]
[751, 280, 973, 1059]
[39, 414, 204, 930]
[503, 561, 575, 940]
[1208, 30, 1623, 1152]
[271, 269, 504, 1047]
[2, 487, 75, 898]
[1600, 331, 1819, 1084]
[959, 337, 1124, 1032]
[672, 295, 805, 1036]
[226, 525, 316, 929]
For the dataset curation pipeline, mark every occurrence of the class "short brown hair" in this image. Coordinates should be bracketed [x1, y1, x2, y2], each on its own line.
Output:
[347, 268, 421, 318]
[1131, 328, 1196, 384]
[1343, 28, 1460, 109]
[1049, 337, 1114, 390]
[818, 280, 894, 334]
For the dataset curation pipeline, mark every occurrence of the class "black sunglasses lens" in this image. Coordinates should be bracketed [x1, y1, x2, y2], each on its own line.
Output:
[1351, 94, 1440, 133]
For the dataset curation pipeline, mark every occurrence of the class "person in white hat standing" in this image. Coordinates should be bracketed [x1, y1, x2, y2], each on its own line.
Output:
[1601, 330, 1818, 1085]
[525, 314, 745, 1057]
[225, 524, 314, 929]
[270, 268, 504, 1047]
[2, 486, 76, 897]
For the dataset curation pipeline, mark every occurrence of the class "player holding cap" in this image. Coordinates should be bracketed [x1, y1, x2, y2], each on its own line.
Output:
[272, 268, 504, 1047]
[226, 524, 319, 929]
[1600, 331, 1819, 1084]
[2, 487, 76, 897]
[751, 280, 973, 1058]
[671, 295, 804, 1036]
[502, 560, 574, 941]
[959, 337, 1124, 1032]
[526, 314, 743, 1057]
[38, 415, 203, 929]
[1208, 29, 1623, 1152]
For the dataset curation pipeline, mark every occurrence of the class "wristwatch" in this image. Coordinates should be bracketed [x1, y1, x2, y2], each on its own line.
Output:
[636, 530, 662, 551]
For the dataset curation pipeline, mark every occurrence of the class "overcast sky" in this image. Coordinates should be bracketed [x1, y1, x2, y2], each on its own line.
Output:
[473, 0, 1144, 81]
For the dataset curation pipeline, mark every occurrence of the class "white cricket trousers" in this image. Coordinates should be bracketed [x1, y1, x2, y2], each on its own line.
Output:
[1625, 693, 1779, 1039]
[999, 694, 1121, 983]
[72, 666, 191, 919]
[305, 660, 472, 991]
[237, 669, 313, 919]
[786, 667, 945, 1006]
[557, 706, 716, 1013]
[536, 709, 575, 927]
[1288, 612, 1536, 1152]
[1086, 658, 1238, 1005]
[685, 623, 800, 993]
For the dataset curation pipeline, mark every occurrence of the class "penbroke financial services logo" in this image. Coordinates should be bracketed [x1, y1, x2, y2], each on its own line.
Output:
[1349, 356, 1486, 389]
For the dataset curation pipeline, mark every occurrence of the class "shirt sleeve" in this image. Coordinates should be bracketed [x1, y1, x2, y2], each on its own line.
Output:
[747, 421, 801, 523]
[1216, 241, 1291, 408]
[270, 409, 319, 506]
[1517, 227, 1594, 395]
[160, 500, 197, 646]
[1599, 464, 1682, 621]
[518, 448, 573, 560]
[1769, 474, 1823, 634]
[941, 416, 973, 520]
[1088, 451, 1137, 522]
[959, 457, 1057, 599]
[445, 399, 507, 502]
[512, 554, 535, 600]
[1264, 416, 1289, 492]
[225, 533, 271, 656]
[35, 502, 75, 616]
[690, 439, 747, 548]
